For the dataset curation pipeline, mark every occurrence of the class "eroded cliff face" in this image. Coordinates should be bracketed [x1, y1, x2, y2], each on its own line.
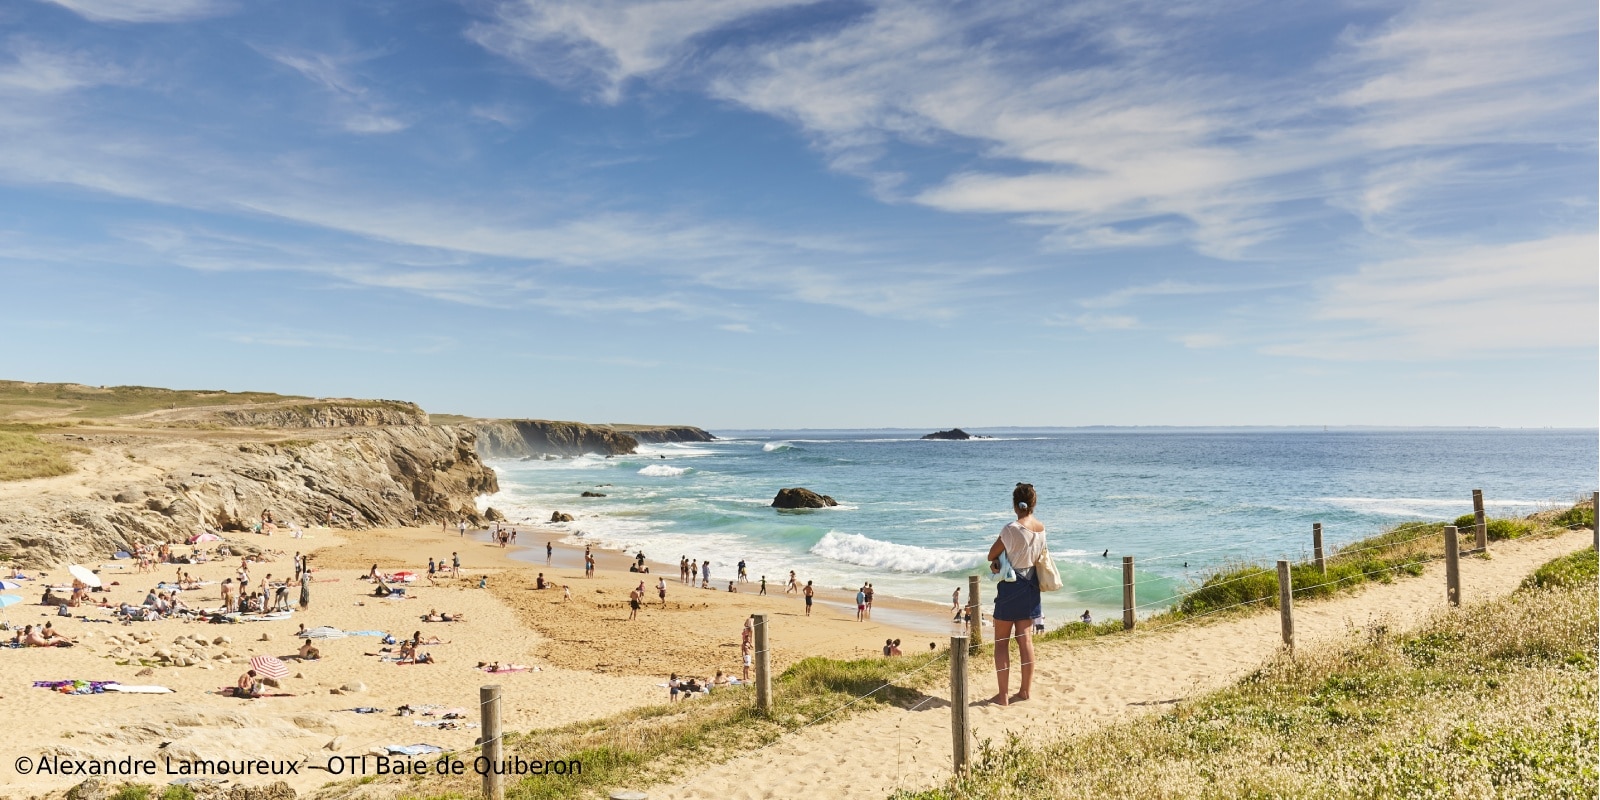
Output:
[473, 420, 639, 458]
[471, 420, 716, 459]
[0, 425, 496, 567]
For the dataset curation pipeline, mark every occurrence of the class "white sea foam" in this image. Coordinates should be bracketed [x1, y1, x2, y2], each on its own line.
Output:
[638, 464, 692, 477]
[809, 531, 984, 574]
[1322, 496, 1544, 517]
[762, 441, 797, 452]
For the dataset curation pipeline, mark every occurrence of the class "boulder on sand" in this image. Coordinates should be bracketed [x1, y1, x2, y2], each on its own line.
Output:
[771, 488, 838, 509]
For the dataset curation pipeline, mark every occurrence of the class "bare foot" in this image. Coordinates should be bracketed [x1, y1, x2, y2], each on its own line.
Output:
[1009, 692, 1029, 702]
[985, 694, 1009, 706]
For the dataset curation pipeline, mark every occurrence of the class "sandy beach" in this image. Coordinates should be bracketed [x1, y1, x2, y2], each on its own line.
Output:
[0, 522, 942, 797]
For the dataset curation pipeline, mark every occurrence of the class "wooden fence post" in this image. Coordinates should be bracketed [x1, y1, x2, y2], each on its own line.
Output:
[1472, 489, 1488, 553]
[1122, 556, 1135, 630]
[966, 575, 982, 653]
[1312, 523, 1325, 576]
[950, 633, 970, 773]
[753, 613, 771, 713]
[1444, 526, 1461, 607]
[1276, 560, 1294, 652]
[480, 685, 504, 800]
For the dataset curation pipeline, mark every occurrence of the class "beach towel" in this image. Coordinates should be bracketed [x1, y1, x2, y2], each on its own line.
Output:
[385, 744, 443, 757]
[478, 665, 530, 673]
[34, 680, 118, 694]
[298, 626, 347, 639]
[103, 684, 174, 694]
[345, 707, 384, 714]
[346, 630, 387, 637]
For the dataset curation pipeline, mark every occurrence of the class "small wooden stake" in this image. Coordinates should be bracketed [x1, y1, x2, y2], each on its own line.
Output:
[1444, 526, 1461, 607]
[1472, 489, 1488, 552]
[1312, 522, 1325, 576]
[480, 685, 504, 800]
[966, 575, 982, 653]
[753, 613, 771, 713]
[950, 634, 970, 773]
[1122, 556, 1135, 631]
[1276, 560, 1294, 652]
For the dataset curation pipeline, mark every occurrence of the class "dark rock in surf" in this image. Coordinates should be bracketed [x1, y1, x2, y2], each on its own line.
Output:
[921, 428, 985, 440]
[581, 491, 607, 497]
[550, 511, 574, 523]
[484, 507, 506, 521]
[771, 488, 838, 509]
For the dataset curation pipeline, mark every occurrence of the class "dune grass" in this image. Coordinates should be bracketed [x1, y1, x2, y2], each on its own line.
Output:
[0, 380, 299, 420]
[1161, 503, 1577, 622]
[319, 651, 950, 800]
[0, 429, 81, 481]
[895, 549, 1599, 800]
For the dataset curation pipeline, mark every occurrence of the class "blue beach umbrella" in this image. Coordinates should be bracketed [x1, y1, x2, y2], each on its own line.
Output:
[0, 594, 21, 609]
[0, 580, 20, 591]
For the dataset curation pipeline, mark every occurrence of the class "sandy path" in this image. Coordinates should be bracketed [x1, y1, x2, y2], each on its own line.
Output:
[647, 530, 1594, 800]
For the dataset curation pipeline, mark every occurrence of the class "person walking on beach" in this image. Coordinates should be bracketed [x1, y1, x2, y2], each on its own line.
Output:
[864, 583, 874, 618]
[737, 559, 747, 583]
[759, 575, 767, 595]
[679, 556, 689, 584]
[547, 542, 553, 564]
[451, 552, 461, 579]
[427, 558, 437, 584]
[657, 577, 667, 604]
[987, 482, 1047, 706]
[803, 581, 815, 616]
[855, 585, 867, 621]
[459, 520, 467, 537]
[701, 559, 711, 589]
[951, 587, 962, 619]
[628, 587, 641, 621]
[785, 571, 798, 594]
[690, 559, 698, 585]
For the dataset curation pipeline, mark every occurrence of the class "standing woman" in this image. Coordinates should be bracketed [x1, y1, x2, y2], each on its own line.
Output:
[987, 482, 1046, 705]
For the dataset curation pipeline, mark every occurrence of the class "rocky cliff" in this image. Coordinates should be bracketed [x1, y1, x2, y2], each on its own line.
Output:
[471, 420, 714, 458]
[0, 425, 496, 567]
[135, 400, 429, 429]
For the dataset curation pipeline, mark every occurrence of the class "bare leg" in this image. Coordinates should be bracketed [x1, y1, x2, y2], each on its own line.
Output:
[991, 619, 1013, 705]
[1012, 626, 1034, 702]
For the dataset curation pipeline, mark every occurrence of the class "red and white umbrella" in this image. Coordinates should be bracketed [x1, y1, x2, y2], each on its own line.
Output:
[391, 571, 416, 582]
[248, 655, 289, 680]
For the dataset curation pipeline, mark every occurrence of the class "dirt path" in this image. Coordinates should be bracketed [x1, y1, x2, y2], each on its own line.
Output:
[647, 529, 1594, 800]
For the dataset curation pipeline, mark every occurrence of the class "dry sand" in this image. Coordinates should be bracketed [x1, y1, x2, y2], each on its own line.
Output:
[644, 528, 1595, 800]
[0, 523, 938, 797]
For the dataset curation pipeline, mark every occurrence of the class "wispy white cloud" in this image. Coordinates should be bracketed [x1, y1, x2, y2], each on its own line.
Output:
[466, 0, 814, 102]
[1078, 280, 1287, 309]
[256, 46, 410, 134]
[1265, 233, 1598, 359]
[1045, 313, 1140, 332]
[37, 0, 229, 24]
[0, 38, 124, 93]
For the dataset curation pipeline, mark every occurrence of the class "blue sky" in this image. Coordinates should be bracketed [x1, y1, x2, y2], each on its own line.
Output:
[0, 0, 1594, 428]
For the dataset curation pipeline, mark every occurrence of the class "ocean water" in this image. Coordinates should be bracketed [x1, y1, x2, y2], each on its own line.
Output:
[483, 428, 1596, 625]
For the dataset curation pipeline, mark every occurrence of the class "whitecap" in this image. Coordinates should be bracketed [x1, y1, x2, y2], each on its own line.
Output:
[809, 531, 984, 574]
[638, 464, 692, 477]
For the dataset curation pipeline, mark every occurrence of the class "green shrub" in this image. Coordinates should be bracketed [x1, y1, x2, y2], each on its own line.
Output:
[1553, 505, 1596, 529]
[1522, 548, 1599, 590]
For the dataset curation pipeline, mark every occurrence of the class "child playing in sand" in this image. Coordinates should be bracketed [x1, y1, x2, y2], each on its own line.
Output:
[563, 585, 572, 602]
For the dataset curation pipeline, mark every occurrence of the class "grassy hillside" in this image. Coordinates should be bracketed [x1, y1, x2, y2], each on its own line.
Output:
[0, 380, 300, 420]
[0, 429, 82, 481]
[896, 548, 1599, 800]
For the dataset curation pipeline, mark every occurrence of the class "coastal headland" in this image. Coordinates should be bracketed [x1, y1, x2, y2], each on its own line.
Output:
[0, 381, 939, 798]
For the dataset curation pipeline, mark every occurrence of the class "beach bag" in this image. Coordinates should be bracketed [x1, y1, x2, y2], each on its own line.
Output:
[1035, 547, 1062, 592]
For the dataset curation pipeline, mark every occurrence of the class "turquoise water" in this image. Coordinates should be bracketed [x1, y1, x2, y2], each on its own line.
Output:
[485, 428, 1596, 624]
